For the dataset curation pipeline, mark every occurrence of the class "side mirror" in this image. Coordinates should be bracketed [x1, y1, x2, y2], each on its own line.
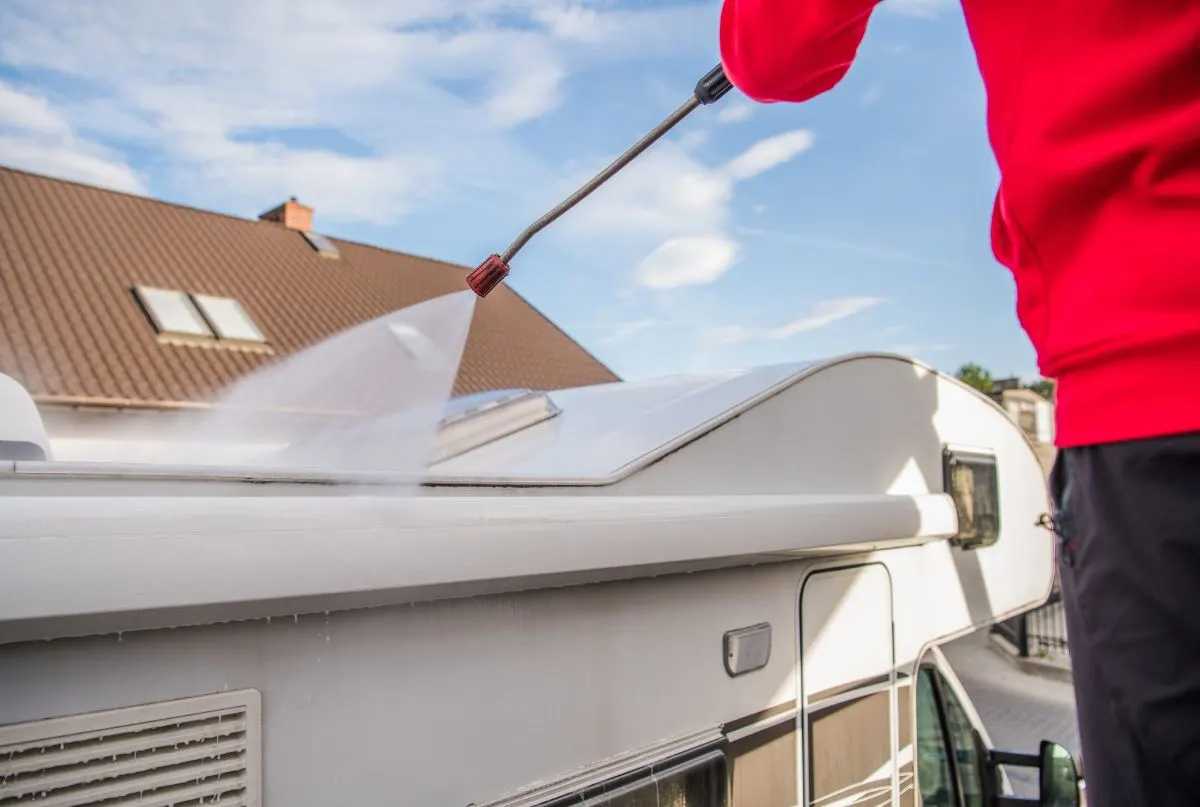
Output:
[987, 741, 1081, 807]
[1038, 741, 1080, 807]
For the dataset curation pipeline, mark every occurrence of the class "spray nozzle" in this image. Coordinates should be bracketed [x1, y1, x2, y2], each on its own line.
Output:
[467, 62, 735, 298]
[466, 254, 511, 298]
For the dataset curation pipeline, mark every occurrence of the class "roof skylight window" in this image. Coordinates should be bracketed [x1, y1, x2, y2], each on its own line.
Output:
[302, 231, 340, 258]
[429, 389, 561, 464]
[133, 286, 213, 338]
[192, 294, 267, 343]
[441, 389, 531, 421]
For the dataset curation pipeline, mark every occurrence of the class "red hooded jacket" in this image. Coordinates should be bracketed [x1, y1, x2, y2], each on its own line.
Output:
[720, 0, 1200, 448]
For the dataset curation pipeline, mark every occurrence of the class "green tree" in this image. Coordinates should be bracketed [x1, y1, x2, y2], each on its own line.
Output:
[955, 363, 994, 394]
[1027, 378, 1055, 400]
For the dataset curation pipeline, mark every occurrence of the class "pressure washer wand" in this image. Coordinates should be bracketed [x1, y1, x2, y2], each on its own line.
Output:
[466, 63, 734, 298]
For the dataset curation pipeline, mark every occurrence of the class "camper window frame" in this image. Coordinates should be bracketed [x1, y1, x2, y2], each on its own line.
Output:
[577, 749, 728, 807]
[942, 446, 1001, 551]
[520, 744, 730, 807]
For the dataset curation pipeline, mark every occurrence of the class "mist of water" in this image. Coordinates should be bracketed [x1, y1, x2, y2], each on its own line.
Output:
[124, 291, 477, 477]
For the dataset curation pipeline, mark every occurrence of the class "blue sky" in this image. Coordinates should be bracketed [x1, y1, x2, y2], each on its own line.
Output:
[0, 0, 1040, 383]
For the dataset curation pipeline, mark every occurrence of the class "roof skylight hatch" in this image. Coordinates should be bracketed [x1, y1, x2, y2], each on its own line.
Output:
[133, 286, 213, 338]
[302, 230, 341, 258]
[133, 286, 269, 347]
[193, 294, 267, 343]
[428, 388, 561, 464]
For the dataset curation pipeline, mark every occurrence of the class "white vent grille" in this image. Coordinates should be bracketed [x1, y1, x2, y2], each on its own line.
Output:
[0, 690, 261, 807]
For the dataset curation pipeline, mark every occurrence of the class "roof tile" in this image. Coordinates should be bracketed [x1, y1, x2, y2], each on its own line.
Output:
[0, 166, 618, 406]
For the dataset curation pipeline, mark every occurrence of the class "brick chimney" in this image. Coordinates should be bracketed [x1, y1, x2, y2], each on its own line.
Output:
[259, 196, 313, 232]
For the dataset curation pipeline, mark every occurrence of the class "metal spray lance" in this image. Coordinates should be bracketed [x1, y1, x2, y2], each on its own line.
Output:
[466, 64, 735, 298]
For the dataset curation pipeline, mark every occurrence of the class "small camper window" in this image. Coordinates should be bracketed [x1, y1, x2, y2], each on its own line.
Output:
[589, 753, 726, 806]
[540, 749, 727, 806]
[943, 448, 1000, 550]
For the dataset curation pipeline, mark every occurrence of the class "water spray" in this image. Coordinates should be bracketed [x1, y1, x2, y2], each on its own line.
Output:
[466, 63, 734, 298]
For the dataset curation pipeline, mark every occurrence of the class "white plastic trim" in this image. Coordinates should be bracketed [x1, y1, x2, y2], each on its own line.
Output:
[0, 492, 957, 643]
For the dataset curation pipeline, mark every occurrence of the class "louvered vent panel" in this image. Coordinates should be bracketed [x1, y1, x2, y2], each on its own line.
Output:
[0, 690, 261, 807]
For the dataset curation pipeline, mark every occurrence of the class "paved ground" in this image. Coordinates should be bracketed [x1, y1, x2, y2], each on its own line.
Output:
[942, 628, 1080, 798]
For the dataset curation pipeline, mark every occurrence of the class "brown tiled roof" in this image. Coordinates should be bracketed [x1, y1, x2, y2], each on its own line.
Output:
[0, 166, 618, 408]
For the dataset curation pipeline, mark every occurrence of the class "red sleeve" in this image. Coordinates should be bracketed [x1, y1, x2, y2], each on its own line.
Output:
[719, 0, 882, 103]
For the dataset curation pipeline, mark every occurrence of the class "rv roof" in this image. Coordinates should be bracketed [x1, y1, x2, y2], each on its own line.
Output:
[0, 361, 816, 487]
[426, 361, 813, 485]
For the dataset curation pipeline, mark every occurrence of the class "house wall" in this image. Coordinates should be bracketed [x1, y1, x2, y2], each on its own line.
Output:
[995, 391, 1056, 475]
[996, 391, 1053, 443]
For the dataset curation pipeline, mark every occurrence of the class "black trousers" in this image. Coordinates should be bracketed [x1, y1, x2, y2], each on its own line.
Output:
[1053, 431, 1200, 806]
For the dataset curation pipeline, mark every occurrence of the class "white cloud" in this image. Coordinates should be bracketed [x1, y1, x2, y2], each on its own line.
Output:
[0, 81, 144, 193]
[560, 141, 733, 240]
[600, 318, 658, 344]
[883, 0, 955, 19]
[483, 54, 567, 129]
[559, 128, 815, 287]
[737, 225, 962, 271]
[0, 0, 716, 223]
[709, 297, 884, 344]
[532, 4, 618, 43]
[634, 236, 740, 289]
[723, 129, 815, 180]
[0, 138, 144, 194]
[0, 82, 69, 136]
[861, 83, 884, 107]
[676, 129, 711, 151]
[716, 101, 754, 124]
[183, 141, 440, 225]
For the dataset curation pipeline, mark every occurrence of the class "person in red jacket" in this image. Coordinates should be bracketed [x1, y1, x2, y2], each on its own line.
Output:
[719, 2, 1200, 805]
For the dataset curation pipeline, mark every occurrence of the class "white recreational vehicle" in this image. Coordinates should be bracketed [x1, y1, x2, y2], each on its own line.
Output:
[0, 354, 1081, 807]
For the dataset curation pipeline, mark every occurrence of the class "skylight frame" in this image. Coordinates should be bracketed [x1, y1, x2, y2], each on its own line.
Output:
[133, 286, 214, 338]
[302, 230, 341, 258]
[439, 388, 534, 426]
[429, 389, 561, 464]
[191, 294, 268, 343]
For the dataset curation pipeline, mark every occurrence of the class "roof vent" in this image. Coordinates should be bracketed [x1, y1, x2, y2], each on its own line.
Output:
[0, 373, 51, 461]
[0, 689, 262, 806]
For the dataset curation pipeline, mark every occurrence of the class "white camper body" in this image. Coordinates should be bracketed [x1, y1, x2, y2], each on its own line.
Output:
[0, 354, 1066, 807]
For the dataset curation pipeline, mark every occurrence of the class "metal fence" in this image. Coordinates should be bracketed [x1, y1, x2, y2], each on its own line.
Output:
[993, 586, 1070, 660]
